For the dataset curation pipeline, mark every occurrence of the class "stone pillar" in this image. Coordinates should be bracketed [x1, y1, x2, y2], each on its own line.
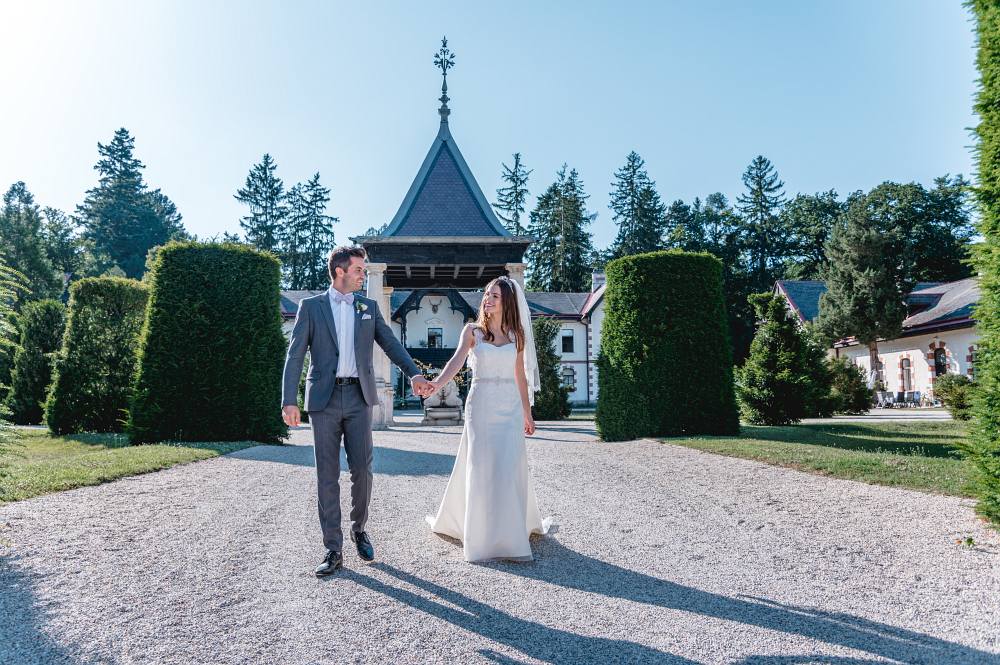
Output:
[366, 262, 394, 429]
[504, 262, 526, 289]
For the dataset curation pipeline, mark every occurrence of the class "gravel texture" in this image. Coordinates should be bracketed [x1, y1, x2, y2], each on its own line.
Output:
[1, 415, 998, 664]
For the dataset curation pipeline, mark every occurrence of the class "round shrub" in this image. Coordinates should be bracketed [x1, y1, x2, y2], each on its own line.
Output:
[596, 250, 739, 440]
[44, 277, 148, 434]
[933, 373, 976, 421]
[826, 357, 872, 414]
[532, 316, 572, 421]
[128, 242, 287, 443]
[6, 299, 65, 424]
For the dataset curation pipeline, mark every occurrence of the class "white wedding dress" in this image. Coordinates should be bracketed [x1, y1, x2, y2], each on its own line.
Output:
[426, 328, 552, 562]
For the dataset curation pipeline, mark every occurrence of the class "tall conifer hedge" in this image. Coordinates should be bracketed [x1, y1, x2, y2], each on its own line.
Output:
[6, 299, 64, 425]
[128, 242, 287, 444]
[966, 0, 1000, 526]
[44, 277, 148, 434]
[596, 250, 738, 440]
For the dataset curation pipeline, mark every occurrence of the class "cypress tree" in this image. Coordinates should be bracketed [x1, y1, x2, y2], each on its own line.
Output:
[965, 0, 1000, 526]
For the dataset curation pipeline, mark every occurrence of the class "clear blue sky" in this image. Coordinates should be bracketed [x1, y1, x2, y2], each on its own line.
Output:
[1, 1, 978, 250]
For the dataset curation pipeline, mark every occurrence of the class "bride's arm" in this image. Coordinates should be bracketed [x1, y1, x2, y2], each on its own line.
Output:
[514, 347, 536, 435]
[430, 324, 476, 390]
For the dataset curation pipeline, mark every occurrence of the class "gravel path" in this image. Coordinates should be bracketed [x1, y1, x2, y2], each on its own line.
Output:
[1, 415, 998, 664]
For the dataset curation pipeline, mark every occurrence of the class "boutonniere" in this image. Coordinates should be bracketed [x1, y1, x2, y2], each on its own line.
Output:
[354, 300, 368, 314]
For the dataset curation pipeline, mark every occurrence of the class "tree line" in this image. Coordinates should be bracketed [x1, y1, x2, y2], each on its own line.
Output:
[494, 151, 975, 361]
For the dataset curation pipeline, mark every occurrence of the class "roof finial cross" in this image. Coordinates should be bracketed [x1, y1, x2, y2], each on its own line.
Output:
[434, 37, 455, 123]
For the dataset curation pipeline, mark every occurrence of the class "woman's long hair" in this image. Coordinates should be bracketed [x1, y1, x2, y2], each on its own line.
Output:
[475, 276, 525, 352]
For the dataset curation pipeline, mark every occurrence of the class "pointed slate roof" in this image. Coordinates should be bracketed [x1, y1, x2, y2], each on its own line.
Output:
[381, 121, 510, 238]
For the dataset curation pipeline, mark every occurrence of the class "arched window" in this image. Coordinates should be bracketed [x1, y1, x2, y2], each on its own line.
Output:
[934, 348, 948, 376]
[561, 366, 576, 389]
[901, 357, 912, 391]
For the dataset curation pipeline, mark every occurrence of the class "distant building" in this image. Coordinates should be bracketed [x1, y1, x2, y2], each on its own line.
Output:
[776, 277, 979, 399]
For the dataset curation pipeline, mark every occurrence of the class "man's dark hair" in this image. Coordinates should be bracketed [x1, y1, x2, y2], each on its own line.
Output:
[328, 246, 367, 281]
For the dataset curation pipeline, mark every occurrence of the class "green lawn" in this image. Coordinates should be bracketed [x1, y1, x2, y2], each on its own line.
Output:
[660, 421, 976, 497]
[0, 429, 267, 504]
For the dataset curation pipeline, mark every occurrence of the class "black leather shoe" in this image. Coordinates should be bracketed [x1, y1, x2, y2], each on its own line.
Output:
[315, 549, 343, 577]
[350, 530, 375, 562]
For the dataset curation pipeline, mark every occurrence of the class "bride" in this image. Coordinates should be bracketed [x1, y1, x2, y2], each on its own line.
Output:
[425, 275, 552, 562]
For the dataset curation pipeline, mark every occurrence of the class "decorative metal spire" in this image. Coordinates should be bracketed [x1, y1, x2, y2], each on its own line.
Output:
[434, 36, 455, 123]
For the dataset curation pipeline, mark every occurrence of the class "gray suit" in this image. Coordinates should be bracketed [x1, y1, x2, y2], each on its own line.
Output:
[281, 289, 421, 551]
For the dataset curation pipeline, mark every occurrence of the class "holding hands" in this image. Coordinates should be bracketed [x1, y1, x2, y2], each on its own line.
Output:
[411, 375, 437, 398]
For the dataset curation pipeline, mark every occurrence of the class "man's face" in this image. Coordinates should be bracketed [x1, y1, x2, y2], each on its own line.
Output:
[338, 256, 367, 292]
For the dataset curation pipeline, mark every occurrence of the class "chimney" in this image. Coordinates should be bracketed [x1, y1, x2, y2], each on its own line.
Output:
[591, 270, 606, 292]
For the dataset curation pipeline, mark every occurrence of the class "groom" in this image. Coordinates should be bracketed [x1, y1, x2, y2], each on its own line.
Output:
[281, 245, 433, 577]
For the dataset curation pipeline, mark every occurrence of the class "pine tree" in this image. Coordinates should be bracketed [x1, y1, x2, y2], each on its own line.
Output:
[737, 291, 825, 425]
[283, 183, 310, 289]
[41, 208, 84, 290]
[608, 151, 666, 259]
[493, 153, 531, 236]
[0, 182, 60, 302]
[736, 155, 789, 292]
[525, 165, 596, 292]
[301, 174, 337, 289]
[235, 154, 287, 254]
[816, 195, 909, 379]
[76, 128, 187, 278]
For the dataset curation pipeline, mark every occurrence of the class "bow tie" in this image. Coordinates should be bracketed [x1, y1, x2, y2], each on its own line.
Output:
[332, 291, 355, 305]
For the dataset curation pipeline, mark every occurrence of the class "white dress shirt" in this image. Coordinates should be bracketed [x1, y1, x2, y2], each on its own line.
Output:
[329, 289, 358, 378]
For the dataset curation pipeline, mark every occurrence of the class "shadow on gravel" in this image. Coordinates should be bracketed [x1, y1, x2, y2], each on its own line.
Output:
[0, 557, 75, 663]
[491, 538, 995, 664]
[226, 444, 456, 476]
[343, 563, 699, 664]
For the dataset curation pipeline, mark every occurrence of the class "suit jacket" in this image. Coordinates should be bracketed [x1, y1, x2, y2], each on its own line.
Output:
[281, 289, 421, 411]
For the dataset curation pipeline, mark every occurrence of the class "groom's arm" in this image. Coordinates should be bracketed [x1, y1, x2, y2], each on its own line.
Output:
[371, 299, 421, 379]
[281, 298, 311, 408]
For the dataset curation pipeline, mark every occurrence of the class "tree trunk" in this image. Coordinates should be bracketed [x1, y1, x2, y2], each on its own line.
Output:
[868, 341, 880, 389]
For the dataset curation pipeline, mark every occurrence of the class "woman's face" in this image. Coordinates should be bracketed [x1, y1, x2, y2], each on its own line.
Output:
[482, 286, 504, 319]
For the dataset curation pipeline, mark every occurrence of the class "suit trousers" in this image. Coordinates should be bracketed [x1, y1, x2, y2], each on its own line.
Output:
[308, 383, 373, 551]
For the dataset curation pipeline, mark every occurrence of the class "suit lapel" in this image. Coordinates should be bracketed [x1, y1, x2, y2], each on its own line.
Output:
[353, 296, 364, 359]
[319, 289, 339, 352]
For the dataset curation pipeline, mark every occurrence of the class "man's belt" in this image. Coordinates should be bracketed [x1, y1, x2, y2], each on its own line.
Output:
[335, 377, 360, 385]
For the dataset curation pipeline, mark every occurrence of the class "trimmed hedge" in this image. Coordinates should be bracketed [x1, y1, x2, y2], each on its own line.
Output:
[44, 277, 148, 434]
[967, 0, 1000, 526]
[128, 242, 287, 444]
[531, 316, 572, 421]
[6, 299, 65, 424]
[596, 250, 739, 440]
